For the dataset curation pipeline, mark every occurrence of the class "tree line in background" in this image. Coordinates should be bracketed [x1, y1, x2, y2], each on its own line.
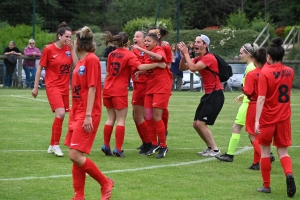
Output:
[0, 0, 299, 33]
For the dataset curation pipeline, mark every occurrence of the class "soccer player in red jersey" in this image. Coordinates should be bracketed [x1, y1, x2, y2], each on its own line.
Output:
[101, 31, 166, 157]
[63, 26, 114, 200]
[255, 38, 296, 197]
[178, 34, 224, 157]
[148, 27, 173, 145]
[32, 22, 78, 157]
[130, 31, 151, 154]
[242, 47, 267, 169]
[133, 32, 172, 158]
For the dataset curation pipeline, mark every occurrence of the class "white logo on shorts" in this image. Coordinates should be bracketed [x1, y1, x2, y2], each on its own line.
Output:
[203, 117, 207, 120]
[71, 143, 79, 146]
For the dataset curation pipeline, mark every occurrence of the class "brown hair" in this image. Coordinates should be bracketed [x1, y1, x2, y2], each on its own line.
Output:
[56, 22, 72, 41]
[102, 31, 129, 47]
[76, 26, 96, 53]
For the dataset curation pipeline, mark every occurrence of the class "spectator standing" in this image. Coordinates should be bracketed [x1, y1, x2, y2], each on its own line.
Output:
[178, 34, 224, 157]
[171, 43, 183, 91]
[3, 41, 22, 87]
[64, 26, 114, 200]
[23, 39, 41, 88]
[32, 22, 78, 157]
[255, 38, 296, 197]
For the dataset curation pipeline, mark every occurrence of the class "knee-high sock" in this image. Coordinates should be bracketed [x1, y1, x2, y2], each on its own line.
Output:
[138, 121, 148, 143]
[280, 156, 293, 175]
[81, 158, 108, 186]
[115, 125, 125, 151]
[72, 163, 86, 198]
[156, 120, 166, 147]
[260, 157, 271, 188]
[103, 124, 113, 148]
[135, 120, 144, 142]
[146, 119, 157, 145]
[162, 109, 169, 133]
[252, 140, 261, 164]
[52, 117, 63, 145]
[227, 133, 240, 155]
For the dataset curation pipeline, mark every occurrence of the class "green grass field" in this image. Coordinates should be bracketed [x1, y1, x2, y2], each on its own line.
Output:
[0, 88, 299, 200]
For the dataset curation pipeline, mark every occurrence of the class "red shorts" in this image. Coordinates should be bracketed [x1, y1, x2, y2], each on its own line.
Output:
[64, 115, 100, 154]
[103, 96, 128, 109]
[132, 82, 146, 106]
[258, 118, 291, 147]
[245, 102, 256, 135]
[144, 93, 170, 109]
[46, 90, 69, 112]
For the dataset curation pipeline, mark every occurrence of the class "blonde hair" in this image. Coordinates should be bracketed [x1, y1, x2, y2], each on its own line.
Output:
[75, 26, 96, 53]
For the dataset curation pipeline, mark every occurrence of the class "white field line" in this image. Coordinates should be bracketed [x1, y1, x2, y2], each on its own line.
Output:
[11, 95, 48, 103]
[0, 147, 252, 181]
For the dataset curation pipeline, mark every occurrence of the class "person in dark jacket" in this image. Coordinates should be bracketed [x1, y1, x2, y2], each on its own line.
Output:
[3, 41, 22, 87]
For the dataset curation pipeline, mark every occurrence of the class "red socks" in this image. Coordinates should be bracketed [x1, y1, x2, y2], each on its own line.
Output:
[81, 158, 108, 186]
[260, 157, 271, 188]
[72, 163, 86, 198]
[103, 124, 113, 147]
[162, 109, 169, 133]
[146, 119, 157, 145]
[280, 156, 293, 175]
[156, 120, 166, 147]
[252, 140, 261, 164]
[138, 121, 148, 143]
[51, 117, 63, 145]
[115, 125, 125, 151]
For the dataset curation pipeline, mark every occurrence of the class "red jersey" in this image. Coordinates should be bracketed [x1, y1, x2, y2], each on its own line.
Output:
[160, 41, 173, 81]
[160, 41, 173, 64]
[131, 47, 147, 83]
[71, 53, 102, 120]
[144, 46, 172, 94]
[258, 63, 294, 125]
[193, 53, 223, 94]
[243, 67, 262, 101]
[40, 44, 72, 95]
[103, 48, 141, 96]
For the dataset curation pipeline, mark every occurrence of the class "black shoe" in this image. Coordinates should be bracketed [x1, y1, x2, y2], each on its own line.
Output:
[286, 174, 296, 197]
[136, 143, 143, 150]
[156, 146, 168, 159]
[248, 163, 260, 170]
[270, 152, 275, 163]
[215, 153, 234, 162]
[139, 142, 151, 155]
[257, 186, 271, 193]
[146, 144, 160, 156]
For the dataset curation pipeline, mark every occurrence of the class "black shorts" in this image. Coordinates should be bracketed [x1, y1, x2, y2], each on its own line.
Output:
[194, 89, 224, 125]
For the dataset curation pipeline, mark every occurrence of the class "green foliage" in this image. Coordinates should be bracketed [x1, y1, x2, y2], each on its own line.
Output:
[123, 17, 173, 40]
[283, 26, 300, 40]
[88, 25, 101, 34]
[251, 13, 276, 39]
[226, 9, 251, 30]
[0, 20, 9, 29]
[93, 32, 105, 57]
[0, 24, 55, 54]
[167, 29, 261, 60]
